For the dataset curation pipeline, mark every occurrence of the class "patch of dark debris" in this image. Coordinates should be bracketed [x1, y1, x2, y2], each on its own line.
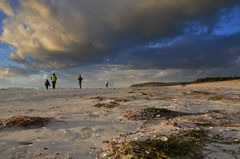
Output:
[123, 107, 193, 121]
[0, 115, 51, 129]
[94, 102, 119, 109]
[103, 129, 213, 159]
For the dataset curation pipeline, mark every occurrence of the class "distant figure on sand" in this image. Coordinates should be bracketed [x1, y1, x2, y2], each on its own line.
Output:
[51, 73, 57, 89]
[105, 80, 109, 88]
[182, 83, 187, 88]
[44, 79, 50, 89]
[78, 74, 83, 89]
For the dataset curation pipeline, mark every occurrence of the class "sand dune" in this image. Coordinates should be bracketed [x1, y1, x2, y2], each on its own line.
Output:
[188, 79, 240, 87]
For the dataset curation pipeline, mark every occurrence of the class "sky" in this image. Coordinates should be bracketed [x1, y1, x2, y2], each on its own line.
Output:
[0, 0, 240, 88]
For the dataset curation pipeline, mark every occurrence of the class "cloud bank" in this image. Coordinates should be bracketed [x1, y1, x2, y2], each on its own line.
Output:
[0, 0, 240, 87]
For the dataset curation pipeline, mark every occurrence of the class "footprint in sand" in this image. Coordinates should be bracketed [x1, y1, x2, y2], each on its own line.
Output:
[94, 128, 104, 137]
[62, 128, 93, 141]
[79, 127, 93, 139]
[88, 113, 101, 118]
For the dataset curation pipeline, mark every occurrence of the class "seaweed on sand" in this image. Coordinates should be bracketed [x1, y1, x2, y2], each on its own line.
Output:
[90, 96, 105, 101]
[140, 92, 148, 96]
[124, 108, 191, 120]
[208, 94, 224, 101]
[110, 97, 130, 102]
[105, 129, 211, 159]
[94, 102, 119, 108]
[0, 115, 51, 129]
[191, 90, 213, 95]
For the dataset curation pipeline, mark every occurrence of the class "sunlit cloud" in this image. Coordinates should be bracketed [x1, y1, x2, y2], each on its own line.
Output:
[0, 0, 14, 16]
[0, 66, 26, 76]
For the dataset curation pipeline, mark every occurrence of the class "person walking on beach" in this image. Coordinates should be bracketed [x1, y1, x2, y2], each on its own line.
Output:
[44, 79, 50, 89]
[51, 73, 57, 89]
[181, 82, 186, 88]
[105, 80, 109, 88]
[78, 74, 83, 89]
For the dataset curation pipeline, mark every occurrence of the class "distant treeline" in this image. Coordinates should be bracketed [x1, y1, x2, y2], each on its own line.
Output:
[194, 76, 240, 83]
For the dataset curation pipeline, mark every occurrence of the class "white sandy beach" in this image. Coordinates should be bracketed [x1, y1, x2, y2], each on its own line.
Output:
[0, 81, 240, 159]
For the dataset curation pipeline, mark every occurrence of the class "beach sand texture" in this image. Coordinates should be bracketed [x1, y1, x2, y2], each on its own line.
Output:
[0, 81, 240, 159]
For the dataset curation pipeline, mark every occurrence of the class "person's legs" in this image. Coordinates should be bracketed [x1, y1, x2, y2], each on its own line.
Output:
[52, 82, 56, 89]
[79, 81, 82, 89]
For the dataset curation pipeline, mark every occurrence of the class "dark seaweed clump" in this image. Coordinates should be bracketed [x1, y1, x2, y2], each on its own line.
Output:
[94, 102, 119, 108]
[127, 108, 191, 120]
[105, 129, 211, 159]
[0, 115, 51, 129]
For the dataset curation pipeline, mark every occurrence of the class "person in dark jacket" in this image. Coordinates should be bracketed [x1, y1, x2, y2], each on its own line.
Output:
[78, 74, 83, 89]
[44, 79, 51, 89]
[51, 73, 57, 89]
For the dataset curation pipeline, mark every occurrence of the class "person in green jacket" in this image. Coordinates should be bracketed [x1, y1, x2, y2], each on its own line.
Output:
[51, 73, 57, 89]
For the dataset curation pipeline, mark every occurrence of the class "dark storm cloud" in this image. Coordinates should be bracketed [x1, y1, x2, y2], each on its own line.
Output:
[110, 33, 240, 70]
[1, 0, 240, 70]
